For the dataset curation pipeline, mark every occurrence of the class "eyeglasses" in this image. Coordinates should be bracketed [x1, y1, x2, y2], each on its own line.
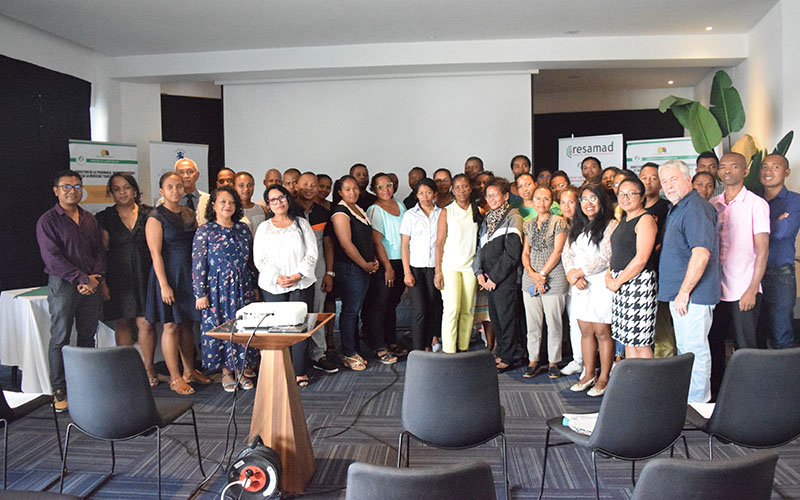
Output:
[580, 195, 598, 203]
[618, 191, 643, 200]
[533, 197, 551, 203]
[377, 182, 394, 190]
[268, 194, 288, 205]
[57, 184, 82, 191]
[434, 178, 450, 184]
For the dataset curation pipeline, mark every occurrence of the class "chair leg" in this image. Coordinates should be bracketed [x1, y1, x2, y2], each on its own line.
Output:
[591, 450, 600, 500]
[157, 428, 162, 500]
[2, 420, 7, 490]
[109, 441, 116, 475]
[187, 408, 205, 476]
[708, 435, 714, 460]
[396, 432, 405, 468]
[682, 435, 690, 459]
[59, 423, 74, 493]
[631, 461, 636, 486]
[501, 433, 510, 500]
[537, 427, 551, 500]
[51, 405, 63, 463]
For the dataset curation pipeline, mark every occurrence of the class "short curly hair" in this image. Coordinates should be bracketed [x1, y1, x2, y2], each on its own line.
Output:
[205, 186, 244, 223]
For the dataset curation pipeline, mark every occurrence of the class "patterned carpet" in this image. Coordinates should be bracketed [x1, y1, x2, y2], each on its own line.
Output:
[2, 348, 799, 499]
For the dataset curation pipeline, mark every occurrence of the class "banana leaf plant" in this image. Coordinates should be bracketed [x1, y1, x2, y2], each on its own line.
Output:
[658, 70, 745, 154]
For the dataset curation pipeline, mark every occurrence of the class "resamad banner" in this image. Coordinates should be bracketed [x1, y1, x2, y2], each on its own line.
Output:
[558, 133, 623, 185]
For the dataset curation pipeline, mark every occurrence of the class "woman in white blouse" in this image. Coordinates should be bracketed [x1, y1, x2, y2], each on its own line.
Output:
[253, 184, 318, 387]
[401, 178, 443, 351]
[562, 183, 617, 397]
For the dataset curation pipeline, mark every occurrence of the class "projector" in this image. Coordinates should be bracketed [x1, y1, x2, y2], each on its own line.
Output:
[235, 302, 308, 329]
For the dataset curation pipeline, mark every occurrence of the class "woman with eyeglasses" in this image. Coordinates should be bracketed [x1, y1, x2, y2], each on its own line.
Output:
[253, 184, 318, 386]
[361, 173, 406, 363]
[145, 172, 211, 395]
[562, 184, 617, 396]
[96, 173, 158, 386]
[433, 168, 454, 208]
[473, 178, 524, 372]
[604, 178, 658, 359]
[330, 175, 379, 370]
[193, 186, 259, 392]
[521, 186, 568, 378]
[401, 178, 444, 351]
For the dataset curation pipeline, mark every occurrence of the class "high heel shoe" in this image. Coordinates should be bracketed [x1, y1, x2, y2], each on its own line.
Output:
[570, 376, 597, 392]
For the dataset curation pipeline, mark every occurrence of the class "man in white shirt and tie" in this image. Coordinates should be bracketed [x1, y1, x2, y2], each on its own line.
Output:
[171, 157, 209, 224]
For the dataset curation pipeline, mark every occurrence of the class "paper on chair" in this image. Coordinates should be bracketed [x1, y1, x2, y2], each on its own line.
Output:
[562, 412, 599, 436]
[689, 402, 715, 419]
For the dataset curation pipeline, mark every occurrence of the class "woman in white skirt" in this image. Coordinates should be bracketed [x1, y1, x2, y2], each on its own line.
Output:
[562, 183, 617, 396]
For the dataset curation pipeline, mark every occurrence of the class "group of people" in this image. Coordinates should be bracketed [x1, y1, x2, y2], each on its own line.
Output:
[36, 147, 799, 411]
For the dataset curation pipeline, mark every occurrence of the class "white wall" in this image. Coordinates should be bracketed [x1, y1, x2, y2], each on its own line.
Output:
[731, 1, 783, 154]
[224, 74, 532, 200]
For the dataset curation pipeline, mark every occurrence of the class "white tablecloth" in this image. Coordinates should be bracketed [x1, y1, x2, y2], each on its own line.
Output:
[0, 287, 115, 394]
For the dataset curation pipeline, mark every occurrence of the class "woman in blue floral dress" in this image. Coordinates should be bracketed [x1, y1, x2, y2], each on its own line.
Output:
[192, 186, 259, 392]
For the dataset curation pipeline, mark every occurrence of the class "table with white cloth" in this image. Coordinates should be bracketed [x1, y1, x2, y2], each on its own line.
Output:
[0, 287, 115, 394]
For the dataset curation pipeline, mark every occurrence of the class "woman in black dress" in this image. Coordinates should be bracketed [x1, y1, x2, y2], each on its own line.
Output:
[96, 173, 158, 386]
[145, 172, 211, 395]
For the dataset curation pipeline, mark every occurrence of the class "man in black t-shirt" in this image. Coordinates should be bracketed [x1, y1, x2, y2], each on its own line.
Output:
[296, 172, 339, 373]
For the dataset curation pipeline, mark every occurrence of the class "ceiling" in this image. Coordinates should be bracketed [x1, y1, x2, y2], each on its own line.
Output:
[534, 67, 714, 93]
[0, 0, 778, 57]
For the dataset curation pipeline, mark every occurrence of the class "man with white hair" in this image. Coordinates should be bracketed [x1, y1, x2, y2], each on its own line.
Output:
[658, 160, 720, 402]
[168, 157, 209, 224]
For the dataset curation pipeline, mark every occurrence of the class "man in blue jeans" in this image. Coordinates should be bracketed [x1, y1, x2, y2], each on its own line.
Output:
[658, 160, 720, 403]
[36, 170, 105, 412]
[758, 153, 800, 349]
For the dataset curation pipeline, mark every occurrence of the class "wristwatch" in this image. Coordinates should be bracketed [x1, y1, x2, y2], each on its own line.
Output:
[326, 271, 336, 277]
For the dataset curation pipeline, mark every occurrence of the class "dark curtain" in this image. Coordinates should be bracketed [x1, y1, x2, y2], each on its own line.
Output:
[160, 94, 224, 183]
[0, 55, 91, 290]
[533, 108, 684, 174]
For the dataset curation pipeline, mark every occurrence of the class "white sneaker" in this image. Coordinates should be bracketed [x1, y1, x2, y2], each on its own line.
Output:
[560, 360, 583, 376]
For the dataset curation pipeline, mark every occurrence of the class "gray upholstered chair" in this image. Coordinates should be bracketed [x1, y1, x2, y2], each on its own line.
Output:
[59, 346, 205, 500]
[346, 461, 497, 500]
[630, 451, 778, 500]
[0, 384, 62, 490]
[686, 348, 800, 459]
[538, 353, 694, 500]
[398, 350, 508, 499]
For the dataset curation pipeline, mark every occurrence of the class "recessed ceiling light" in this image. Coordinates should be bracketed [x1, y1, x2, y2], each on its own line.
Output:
[705, 26, 713, 31]
[565, 30, 580, 35]
[668, 80, 674, 85]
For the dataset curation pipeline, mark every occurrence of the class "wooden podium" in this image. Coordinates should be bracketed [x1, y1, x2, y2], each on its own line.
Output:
[207, 312, 335, 494]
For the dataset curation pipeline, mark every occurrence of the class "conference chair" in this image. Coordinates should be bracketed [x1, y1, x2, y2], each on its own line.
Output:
[538, 353, 694, 500]
[346, 461, 497, 500]
[0, 384, 62, 490]
[630, 451, 778, 500]
[397, 350, 509, 499]
[59, 346, 205, 500]
[686, 348, 800, 459]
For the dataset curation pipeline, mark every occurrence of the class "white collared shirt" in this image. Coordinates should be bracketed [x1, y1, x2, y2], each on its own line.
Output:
[400, 204, 441, 268]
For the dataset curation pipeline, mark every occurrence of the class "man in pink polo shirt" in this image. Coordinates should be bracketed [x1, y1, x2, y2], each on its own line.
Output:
[707, 152, 770, 399]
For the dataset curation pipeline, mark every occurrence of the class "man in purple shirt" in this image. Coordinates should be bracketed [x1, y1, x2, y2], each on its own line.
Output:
[758, 153, 800, 349]
[36, 170, 105, 412]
